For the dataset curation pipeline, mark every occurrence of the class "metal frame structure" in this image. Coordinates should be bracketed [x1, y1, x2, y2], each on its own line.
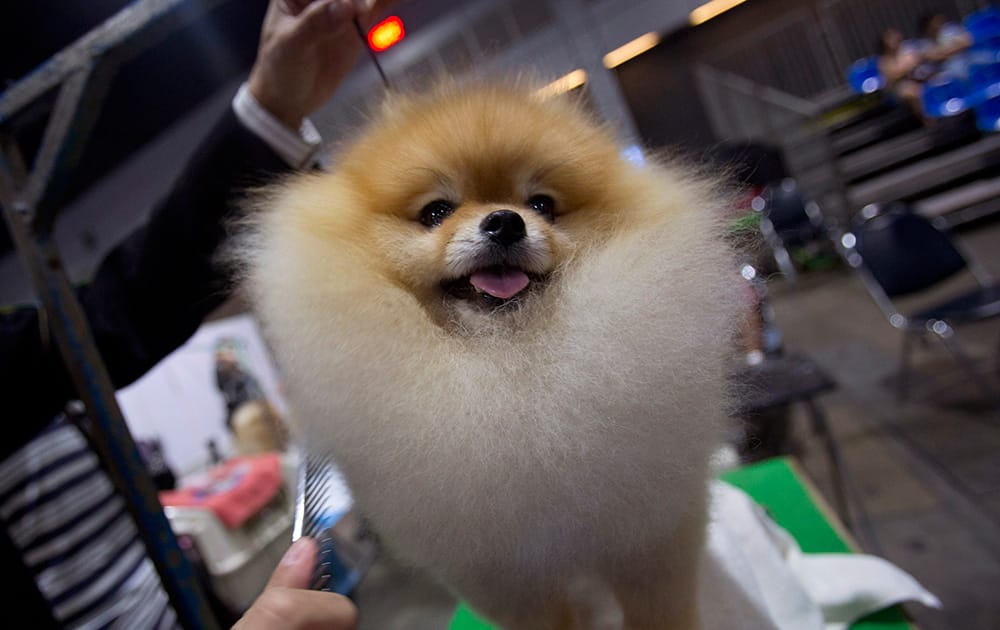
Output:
[0, 1, 231, 628]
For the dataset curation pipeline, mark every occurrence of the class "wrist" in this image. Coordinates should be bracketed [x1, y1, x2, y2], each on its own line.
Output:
[247, 72, 304, 132]
[233, 83, 321, 168]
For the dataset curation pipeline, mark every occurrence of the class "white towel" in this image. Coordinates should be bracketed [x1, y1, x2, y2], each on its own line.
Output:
[699, 481, 941, 630]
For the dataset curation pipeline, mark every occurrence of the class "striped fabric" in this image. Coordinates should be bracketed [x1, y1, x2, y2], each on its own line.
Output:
[0, 416, 178, 629]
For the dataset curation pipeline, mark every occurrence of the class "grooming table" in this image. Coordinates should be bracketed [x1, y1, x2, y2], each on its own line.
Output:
[449, 456, 912, 629]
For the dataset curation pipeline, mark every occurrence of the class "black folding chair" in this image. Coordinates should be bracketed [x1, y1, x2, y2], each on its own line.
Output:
[834, 203, 1000, 408]
[753, 178, 828, 284]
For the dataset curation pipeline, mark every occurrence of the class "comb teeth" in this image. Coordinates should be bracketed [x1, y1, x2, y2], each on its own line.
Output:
[293, 450, 374, 593]
[299, 452, 345, 538]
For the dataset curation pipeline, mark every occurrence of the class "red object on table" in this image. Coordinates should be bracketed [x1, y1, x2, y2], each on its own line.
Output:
[160, 453, 283, 528]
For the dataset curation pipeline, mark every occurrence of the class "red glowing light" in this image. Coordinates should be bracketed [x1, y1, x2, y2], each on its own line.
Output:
[368, 16, 405, 52]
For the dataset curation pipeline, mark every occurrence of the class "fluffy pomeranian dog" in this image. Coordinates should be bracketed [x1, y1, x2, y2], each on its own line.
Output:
[240, 81, 740, 629]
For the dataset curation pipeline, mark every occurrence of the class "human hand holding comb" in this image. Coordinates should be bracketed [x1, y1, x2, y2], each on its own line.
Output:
[233, 537, 357, 630]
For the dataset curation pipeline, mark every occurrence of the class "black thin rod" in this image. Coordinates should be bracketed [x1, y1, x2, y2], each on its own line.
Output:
[354, 17, 390, 88]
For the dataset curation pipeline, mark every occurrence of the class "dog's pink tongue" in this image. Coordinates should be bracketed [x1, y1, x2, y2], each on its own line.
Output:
[470, 269, 530, 299]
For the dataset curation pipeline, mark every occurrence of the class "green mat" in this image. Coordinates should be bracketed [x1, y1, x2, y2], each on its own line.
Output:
[449, 457, 910, 629]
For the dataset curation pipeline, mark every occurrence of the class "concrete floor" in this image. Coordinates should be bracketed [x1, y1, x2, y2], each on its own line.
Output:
[765, 217, 1000, 630]
[350, 218, 1000, 630]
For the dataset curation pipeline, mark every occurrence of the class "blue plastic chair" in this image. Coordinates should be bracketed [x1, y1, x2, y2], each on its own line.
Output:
[922, 73, 971, 117]
[966, 61, 1000, 106]
[847, 57, 884, 94]
[975, 94, 1000, 132]
[965, 7, 1000, 49]
[966, 46, 1000, 69]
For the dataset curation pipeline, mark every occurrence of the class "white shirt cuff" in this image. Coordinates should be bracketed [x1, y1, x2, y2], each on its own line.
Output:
[232, 83, 321, 169]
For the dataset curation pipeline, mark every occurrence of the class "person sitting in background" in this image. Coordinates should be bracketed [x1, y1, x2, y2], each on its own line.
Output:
[920, 13, 973, 61]
[917, 13, 974, 78]
[877, 27, 930, 123]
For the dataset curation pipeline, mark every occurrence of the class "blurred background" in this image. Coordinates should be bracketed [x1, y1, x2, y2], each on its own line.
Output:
[2, 0, 1000, 628]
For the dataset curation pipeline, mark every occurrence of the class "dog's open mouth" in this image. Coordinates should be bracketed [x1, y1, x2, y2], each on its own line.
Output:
[442, 266, 543, 308]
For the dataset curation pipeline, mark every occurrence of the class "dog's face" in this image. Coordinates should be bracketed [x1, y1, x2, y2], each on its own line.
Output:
[329, 84, 636, 331]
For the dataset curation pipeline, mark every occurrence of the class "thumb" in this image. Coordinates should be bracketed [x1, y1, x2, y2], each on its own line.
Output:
[267, 537, 318, 590]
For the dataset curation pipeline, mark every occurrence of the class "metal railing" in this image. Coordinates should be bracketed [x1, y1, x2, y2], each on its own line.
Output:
[694, 63, 854, 226]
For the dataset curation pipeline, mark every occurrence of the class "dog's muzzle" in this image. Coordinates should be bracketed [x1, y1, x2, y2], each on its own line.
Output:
[441, 210, 551, 307]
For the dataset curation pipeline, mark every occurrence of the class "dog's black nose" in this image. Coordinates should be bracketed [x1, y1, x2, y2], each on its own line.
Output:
[480, 210, 526, 246]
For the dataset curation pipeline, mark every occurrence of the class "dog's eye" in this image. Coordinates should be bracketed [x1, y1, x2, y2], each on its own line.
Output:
[527, 194, 555, 221]
[419, 200, 456, 227]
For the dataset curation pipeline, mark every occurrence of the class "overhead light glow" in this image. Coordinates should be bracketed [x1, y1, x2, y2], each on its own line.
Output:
[368, 15, 405, 52]
[602, 32, 660, 68]
[536, 69, 588, 97]
[690, 0, 748, 26]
